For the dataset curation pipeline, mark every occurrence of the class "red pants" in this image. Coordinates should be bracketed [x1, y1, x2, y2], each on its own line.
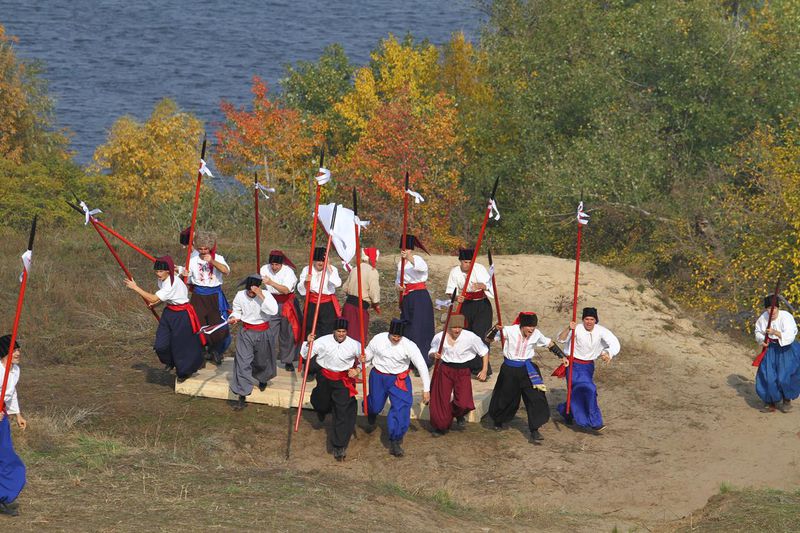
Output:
[429, 363, 475, 431]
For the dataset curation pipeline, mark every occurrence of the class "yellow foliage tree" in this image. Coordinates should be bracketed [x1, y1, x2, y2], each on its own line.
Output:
[92, 99, 204, 204]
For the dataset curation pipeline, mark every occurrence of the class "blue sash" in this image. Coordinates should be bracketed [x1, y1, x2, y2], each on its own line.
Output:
[503, 357, 545, 388]
[193, 285, 230, 320]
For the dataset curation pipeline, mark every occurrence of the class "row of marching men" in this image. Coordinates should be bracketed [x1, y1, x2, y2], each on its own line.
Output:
[121, 229, 625, 459]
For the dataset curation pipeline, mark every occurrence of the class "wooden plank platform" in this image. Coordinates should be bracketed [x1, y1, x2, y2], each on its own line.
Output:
[175, 357, 498, 422]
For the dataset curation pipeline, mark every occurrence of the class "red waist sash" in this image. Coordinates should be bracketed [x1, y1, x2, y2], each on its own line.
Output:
[403, 282, 427, 295]
[463, 290, 486, 301]
[308, 291, 342, 316]
[275, 293, 301, 343]
[551, 357, 593, 378]
[321, 368, 358, 398]
[274, 293, 293, 304]
[243, 322, 270, 331]
[373, 367, 411, 391]
[166, 303, 206, 346]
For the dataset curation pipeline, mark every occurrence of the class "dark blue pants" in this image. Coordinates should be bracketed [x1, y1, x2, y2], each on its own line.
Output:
[154, 308, 204, 378]
[557, 361, 604, 428]
[366, 370, 413, 441]
[0, 416, 25, 504]
[400, 289, 434, 365]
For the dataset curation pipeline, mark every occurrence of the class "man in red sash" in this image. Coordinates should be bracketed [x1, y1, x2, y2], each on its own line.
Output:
[261, 250, 302, 371]
[302, 317, 362, 461]
[342, 248, 381, 344]
[227, 275, 279, 410]
[124, 256, 204, 382]
[445, 247, 494, 377]
[298, 247, 342, 338]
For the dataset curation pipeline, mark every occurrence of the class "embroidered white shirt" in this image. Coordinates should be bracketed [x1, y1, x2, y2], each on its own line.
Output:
[501, 325, 551, 361]
[187, 249, 229, 287]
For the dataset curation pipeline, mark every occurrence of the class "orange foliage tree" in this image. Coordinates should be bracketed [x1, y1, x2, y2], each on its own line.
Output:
[216, 77, 323, 234]
[338, 92, 466, 251]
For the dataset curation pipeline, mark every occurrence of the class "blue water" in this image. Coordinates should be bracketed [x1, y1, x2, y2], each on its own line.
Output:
[0, 1, 484, 164]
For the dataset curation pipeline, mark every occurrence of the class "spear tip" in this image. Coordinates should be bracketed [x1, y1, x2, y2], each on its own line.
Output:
[28, 215, 37, 251]
[488, 248, 493, 265]
[404, 170, 409, 190]
[490, 176, 500, 200]
[319, 146, 325, 168]
[200, 135, 207, 160]
[352, 187, 358, 216]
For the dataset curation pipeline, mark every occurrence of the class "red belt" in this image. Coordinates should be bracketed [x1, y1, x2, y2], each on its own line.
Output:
[321, 368, 358, 398]
[167, 303, 206, 346]
[551, 357, 593, 378]
[243, 322, 270, 331]
[275, 293, 302, 342]
[374, 367, 411, 391]
[463, 290, 486, 301]
[309, 292, 342, 316]
[403, 282, 426, 295]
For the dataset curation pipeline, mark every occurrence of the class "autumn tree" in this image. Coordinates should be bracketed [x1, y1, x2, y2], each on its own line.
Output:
[92, 98, 204, 205]
[216, 77, 323, 233]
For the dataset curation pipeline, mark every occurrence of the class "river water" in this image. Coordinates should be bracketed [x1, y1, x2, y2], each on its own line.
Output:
[1, 0, 484, 164]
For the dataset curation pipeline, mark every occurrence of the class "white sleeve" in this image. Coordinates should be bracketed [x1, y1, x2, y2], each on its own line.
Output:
[3, 368, 19, 415]
[413, 255, 429, 274]
[601, 327, 621, 358]
[472, 334, 489, 357]
[229, 292, 244, 320]
[215, 254, 230, 270]
[300, 341, 310, 358]
[297, 267, 308, 296]
[429, 332, 443, 356]
[445, 268, 458, 294]
[365, 338, 379, 365]
[754, 315, 767, 345]
[328, 266, 342, 289]
[260, 291, 279, 316]
[407, 343, 431, 392]
[778, 313, 797, 347]
[285, 269, 298, 292]
[533, 330, 551, 348]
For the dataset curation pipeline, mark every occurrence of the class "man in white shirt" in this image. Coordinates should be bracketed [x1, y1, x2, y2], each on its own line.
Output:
[364, 319, 431, 457]
[226, 274, 279, 410]
[185, 230, 232, 366]
[302, 318, 362, 461]
[487, 312, 567, 442]
[754, 295, 800, 412]
[298, 247, 342, 339]
[555, 307, 620, 432]
[447, 248, 496, 377]
[0, 335, 26, 517]
[428, 314, 488, 436]
[396, 235, 435, 365]
[261, 250, 302, 372]
[125, 256, 204, 382]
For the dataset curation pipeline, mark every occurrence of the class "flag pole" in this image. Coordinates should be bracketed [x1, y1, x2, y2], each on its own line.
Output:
[487, 248, 505, 348]
[294, 205, 338, 431]
[254, 172, 261, 271]
[352, 188, 369, 414]
[398, 171, 410, 308]
[183, 135, 207, 281]
[91, 219, 156, 262]
[565, 200, 587, 415]
[753, 279, 781, 367]
[1, 217, 36, 415]
[431, 288, 459, 381]
[455, 177, 500, 314]
[299, 148, 325, 374]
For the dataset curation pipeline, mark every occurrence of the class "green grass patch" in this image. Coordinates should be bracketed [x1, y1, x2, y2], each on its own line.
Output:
[679, 488, 800, 532]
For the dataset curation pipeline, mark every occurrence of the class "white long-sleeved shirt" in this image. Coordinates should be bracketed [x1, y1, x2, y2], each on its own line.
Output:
[187, 250, 229, 287]
[561, 324, 621, 361]
[301, 334, 361, 372]
[297, 265, 341, 296]
[229, 290, 279, 324]
[366, 332, 431, 392]
[395, 255, 429, 285]
[755, 310, 797, 347]
[155, 276, 190, 305]
[429, 329, 488, 363]
[260, 264, 297, 295]
[445, 264, 494, 299]
[0, 361, 20, 415]
[501, 325, 551, 361]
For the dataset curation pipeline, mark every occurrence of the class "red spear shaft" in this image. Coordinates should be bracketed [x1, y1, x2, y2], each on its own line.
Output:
[565, 219, 584, 415]
[299, 149, 325, 374]
[753, 280, 781, 367]
[1, 217, 36, 416]
[399, 171, 410, 307]
[183, 135, 207, 281]
[294, 205, 339, 432]
[455, 177, 500, 315]
[92, 219, 156, 262]
[431, 288, 459, 381]
[487, 249, 505, 347]
[352, 188, 369, 414]
[254, 172, 261, 271]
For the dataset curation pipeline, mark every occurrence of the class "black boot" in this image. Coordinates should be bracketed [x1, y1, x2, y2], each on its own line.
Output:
[530, 429, 544, 442]
[232, 395, 247, 411]
[389, 439, 405, 457]
[258, 382, 268, 391]
[455, 415, 467, 429]
[333, 446, 346, 462]
[0, 502, 19, 516]
[284, 363, 295, 372]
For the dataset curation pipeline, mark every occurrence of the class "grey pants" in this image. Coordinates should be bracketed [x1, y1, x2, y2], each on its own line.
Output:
[229, 326, 279, 397]
[271, 308, 299, 365]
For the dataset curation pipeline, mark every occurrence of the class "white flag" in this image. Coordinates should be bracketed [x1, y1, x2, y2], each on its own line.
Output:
[315, 167, 331, 186]
[406, 189, 425, 204]
[198, 159, 214, 177]
[577, 201, 590, 225]
[19, 250, 31, 282]
[317, 203, 370, 265]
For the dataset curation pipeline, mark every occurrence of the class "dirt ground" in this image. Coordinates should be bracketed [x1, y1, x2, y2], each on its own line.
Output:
[6, 253, 800, 531]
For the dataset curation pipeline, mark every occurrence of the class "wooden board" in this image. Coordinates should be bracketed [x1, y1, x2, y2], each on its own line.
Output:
[175, 358, 498, 422]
